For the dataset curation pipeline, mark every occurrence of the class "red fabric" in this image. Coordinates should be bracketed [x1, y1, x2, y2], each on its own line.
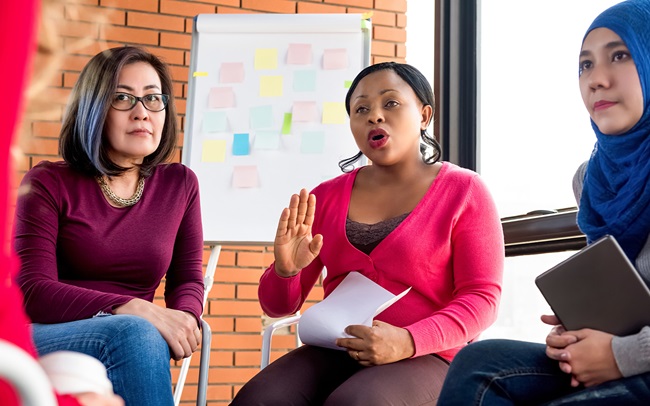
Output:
[0, 1, 79, 404]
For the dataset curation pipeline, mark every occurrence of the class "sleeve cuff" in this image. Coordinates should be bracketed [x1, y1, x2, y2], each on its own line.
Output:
[612, 326, 650, 377]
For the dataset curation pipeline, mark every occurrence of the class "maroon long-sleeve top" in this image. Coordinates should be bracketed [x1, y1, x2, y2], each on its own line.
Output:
[14, 161, 204, 324]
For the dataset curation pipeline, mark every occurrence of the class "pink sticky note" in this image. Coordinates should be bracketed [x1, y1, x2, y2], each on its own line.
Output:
[233, 165, 259, 189]
[292, 101, 318, 122]
[209, 87, 235, 109]
[323, 48, 348, 70]
[220, 62, 245, 83]
[287, 43, 312, 65]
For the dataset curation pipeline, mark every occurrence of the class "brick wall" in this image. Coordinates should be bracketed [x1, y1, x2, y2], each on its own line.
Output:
[21, 0, 407, 403]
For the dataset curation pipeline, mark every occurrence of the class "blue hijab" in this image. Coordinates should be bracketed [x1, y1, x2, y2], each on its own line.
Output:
[578, 0, 650, 261]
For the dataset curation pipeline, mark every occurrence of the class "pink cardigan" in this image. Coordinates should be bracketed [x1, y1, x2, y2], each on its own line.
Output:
[259, 162, 504, 361]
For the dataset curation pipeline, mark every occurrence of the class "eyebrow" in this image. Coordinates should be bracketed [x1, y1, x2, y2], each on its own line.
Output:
[116, 84, 161, 92]
[579, 40, 627, 58]
[353, 88, 399, 101]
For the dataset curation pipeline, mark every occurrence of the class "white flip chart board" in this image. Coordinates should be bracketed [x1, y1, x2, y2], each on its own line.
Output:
[183, 13, 371, 244]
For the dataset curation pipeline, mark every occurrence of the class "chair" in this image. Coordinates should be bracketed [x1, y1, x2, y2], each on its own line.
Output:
[260, 312, 301, 370]
[173, 246, 218, 406]
[0, 339, 57, 406]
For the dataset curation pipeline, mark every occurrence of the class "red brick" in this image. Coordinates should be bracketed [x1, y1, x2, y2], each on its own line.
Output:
[160, 31, 192, 50]
[100, 25, 159, 46]
[206, 316, 235, 332]
[32, 122, 62, 139]
[211, 350, 235, 366]
[127, 11, 185, 32]
[212, 284, 236, 299]
[175, 98, 187, 116]
[326, 0, 372, 8]
[59, 20, 100, 39]
[172, 81, 184, 99]
[63, 38, 113, 57]
[297, 2, 345, 13]
[241, 0, 296, 13]
[208, 299, 262, 316]
[234, 317, 262, 332]
[235, 350, 261, 366]
[161, 0, 217, 17]
[396, 43, 406, 58]
[208, 367, 258, 384]
[235, 284, 258, 300]
[348, 7, 396, 26]
[396, 12, 406, 28]
[374, 0, 406, 13]
[23, 138, 61, 156]
[216, 6, 261, 14]
[65, 4, 126, 25]
[215, 267, 263, 283]
[60, 54, 92, 72]
[99, 0, 159, 12]
[199, 0, 241, 6]
[236, 251, 265, 267]
[213, 334, 262, 350]
[373, 25, 406, 42]
[372, 40, 395, 57]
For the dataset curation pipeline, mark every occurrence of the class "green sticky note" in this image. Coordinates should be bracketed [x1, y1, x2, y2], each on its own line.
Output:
[282, 113, 292, 135]
[344, 80, 353, 89]
[254, 131, 281, 150]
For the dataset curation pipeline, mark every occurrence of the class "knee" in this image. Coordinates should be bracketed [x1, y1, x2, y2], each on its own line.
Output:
[106, 315, 169, 362]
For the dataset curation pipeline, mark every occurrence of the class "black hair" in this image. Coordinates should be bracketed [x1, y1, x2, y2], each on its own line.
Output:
[59, 46, 178, 178]
[338, 62, 441, 172]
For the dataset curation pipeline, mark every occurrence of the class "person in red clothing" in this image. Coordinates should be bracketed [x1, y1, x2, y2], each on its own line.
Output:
[0, 1, 122, 405]
[231, 62, 504, 405]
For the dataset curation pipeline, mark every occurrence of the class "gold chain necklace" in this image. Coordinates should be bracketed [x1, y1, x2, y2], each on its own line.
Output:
[96, 175, 145, 207]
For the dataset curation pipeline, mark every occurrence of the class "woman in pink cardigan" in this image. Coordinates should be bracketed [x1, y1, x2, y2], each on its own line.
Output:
[231, 62, 504, 405]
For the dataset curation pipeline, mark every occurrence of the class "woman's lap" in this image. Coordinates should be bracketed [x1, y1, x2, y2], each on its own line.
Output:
[32, 314, 174, 406]
[230, 345, 448, 406]
[438, 339, 650, 406]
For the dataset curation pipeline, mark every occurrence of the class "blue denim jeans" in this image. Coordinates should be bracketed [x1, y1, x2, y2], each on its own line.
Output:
[32, 314, 173, 406]
[437, 339, 650, 405]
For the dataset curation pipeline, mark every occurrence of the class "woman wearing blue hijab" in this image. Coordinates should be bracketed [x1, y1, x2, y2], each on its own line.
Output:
[437, 0, 650, 404]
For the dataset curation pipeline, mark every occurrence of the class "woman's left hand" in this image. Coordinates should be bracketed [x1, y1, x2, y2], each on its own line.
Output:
[547, 328, 622, 387]
[335, 320, 415, 366]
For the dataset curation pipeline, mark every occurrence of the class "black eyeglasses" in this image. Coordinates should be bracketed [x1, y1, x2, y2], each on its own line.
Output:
[111, 92, 169, 112]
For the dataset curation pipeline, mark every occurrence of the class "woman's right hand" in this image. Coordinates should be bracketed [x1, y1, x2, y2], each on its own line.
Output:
[114, 298, 201, 361]
[273, 189, 323, 277]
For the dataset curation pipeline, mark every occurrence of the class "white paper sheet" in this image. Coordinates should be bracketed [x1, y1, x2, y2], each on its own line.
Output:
[297, 272, 411, 350]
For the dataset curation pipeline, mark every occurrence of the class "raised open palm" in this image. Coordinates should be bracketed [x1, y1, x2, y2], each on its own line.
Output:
[273, 189, 323, 277]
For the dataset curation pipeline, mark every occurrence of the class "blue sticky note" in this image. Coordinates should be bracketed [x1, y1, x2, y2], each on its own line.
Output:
[293, 70, 317, 92]
[232, 133, 250, 156]
[254, 130, 281, 150]
[203, 111, 228, 133]
[300, 131, 325, 154]
[250, 105, 274, 129]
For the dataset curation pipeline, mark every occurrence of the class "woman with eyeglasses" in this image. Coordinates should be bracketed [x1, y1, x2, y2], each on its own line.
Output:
[13, 46, 204, 406]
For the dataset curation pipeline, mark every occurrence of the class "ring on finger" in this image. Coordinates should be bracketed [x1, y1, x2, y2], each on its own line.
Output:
[355, 351, 360, 360]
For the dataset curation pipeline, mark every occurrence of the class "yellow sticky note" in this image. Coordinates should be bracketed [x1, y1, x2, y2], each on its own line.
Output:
[255, 49, 278, 70]
[260, 76, 283, 97]
[193, 71, 208, 77]
[322, 102, 347, 124]
[202, 140, 227, 162]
